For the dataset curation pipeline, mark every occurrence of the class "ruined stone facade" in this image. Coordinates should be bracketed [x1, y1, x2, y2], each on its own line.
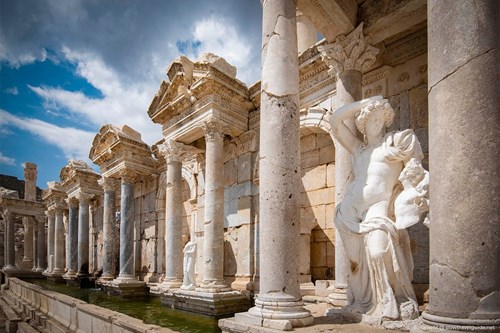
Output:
[1, 1, 498, 332]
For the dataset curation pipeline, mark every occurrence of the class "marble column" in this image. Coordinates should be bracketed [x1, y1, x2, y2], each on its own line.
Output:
[415, 1, 500, 331]
[3, 210, 16, 270]
[246, 0, 313, 329]
[64, 197, 79, 278]
[77, 193, 91, 277]
[116, 170, 136, 280]
[296, 10, 316, 53]
[52, 205, 65, 275]
[32, 219, 38, 271]
[45, 210, 55, 273]
[99, 177, 116, 280]
[35, 215, 46, 271]
[159, 140, 186, 290]
[198, 120, 229, 292]
[318, 23, 379, 306]
[22, 217, 34, 268]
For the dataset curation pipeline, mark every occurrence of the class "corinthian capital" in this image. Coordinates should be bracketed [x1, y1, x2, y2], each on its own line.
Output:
[98, 177, 117, 192]
[158, 139, 187, 163]
[119, 169, 137, 183]
[202, 119, 227, 142]
[318, 23, 379, 75]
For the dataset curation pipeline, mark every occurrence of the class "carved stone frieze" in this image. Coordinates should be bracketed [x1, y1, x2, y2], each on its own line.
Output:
[318, 23, 380, 75]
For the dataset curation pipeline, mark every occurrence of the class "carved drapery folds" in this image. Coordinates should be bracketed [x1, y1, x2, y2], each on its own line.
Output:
[318, 23, 379, 76]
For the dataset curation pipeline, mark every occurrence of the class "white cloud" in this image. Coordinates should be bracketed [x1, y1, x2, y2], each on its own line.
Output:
[180, 16, 259, 85]
[4, 86, 19, 95]
[0, 109, 95, 162]
[28, 47, 163, 146]
[0, 152, 16, 166]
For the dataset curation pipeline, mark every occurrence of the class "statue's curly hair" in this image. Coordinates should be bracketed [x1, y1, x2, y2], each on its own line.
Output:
[355, 99, 395, 136]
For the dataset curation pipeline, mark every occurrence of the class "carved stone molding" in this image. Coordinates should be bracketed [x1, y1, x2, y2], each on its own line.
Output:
[318, 23, 379, 75]
[202, 119, 226, 142]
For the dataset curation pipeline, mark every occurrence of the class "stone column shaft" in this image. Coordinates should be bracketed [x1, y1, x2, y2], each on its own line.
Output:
[101, 178, 116, 279]
[22, 217, 34, 264]
[46, 211, 55, 273]
[246, 0, 313, 328]
[117, 172, 135, 280]
[77, 194, 90, 277]
[3, 210, 15, 270]
[199, 121, 228, 292]
[418, 1, 500, 331]
[65, 199, 79, 277]
[36, 217, 46, 271]
[161, 140, 185, 289]
[53, 208, 65, 274]
[32, 221, 38, 271]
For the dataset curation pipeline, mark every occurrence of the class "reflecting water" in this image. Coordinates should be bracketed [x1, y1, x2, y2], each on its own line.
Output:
[24, 279, 220, 333]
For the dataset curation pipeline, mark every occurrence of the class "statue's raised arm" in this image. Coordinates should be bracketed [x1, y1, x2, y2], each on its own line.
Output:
[329, 95, 383, 154]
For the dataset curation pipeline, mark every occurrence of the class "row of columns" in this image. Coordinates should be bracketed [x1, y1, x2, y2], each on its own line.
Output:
[2, 210, 46, 272]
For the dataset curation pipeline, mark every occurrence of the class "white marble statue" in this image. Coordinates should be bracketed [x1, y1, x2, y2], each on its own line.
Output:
[330, 96, 429, 323]
[181, 240, 197, 290]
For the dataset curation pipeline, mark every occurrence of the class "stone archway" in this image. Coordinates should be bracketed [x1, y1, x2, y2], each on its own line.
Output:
[299, 107, 336, 295]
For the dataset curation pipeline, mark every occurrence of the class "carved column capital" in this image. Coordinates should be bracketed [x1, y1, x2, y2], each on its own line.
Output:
[65, 196, 79, 208]
[75, 192, 93, 204]
[158, 139, 188, 164]
[318, 23, 379, 75]
[202, 119, 227, 142]
[98, 177, 117, 192]
[46, 209, 56, 218]
[119, 169, 137, 183]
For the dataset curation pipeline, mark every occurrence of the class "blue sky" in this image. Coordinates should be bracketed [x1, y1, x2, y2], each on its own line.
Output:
[0, 0, 262, 189]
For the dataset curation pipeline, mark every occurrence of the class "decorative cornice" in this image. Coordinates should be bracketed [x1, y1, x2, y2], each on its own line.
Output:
[318, 23, 379, 75]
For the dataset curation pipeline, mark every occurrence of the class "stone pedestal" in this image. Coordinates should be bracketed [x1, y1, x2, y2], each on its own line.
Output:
[223, 1, 313, 331]
[99, 177, 116, 281]
[161, 289, 252, 318]
[63, 198, 79, 281]
[102, 279, 149, 298]
[413, 1, 500, 332]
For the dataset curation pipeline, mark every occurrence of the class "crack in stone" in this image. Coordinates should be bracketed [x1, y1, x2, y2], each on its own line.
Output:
[429, 48, 494, 94]
[431, 260, 470, 279]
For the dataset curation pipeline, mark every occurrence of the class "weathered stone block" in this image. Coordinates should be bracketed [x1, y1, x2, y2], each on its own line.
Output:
[301, 149, 320, 169]
[409, 84, 428, 129]
[326, 241, 335, 267]
[316, 133, 333, 149]
[300, 134, 316, 152]
[319, 145, 335, 164]
[313, 228, 334, 243]
[302, 187, 335, 207]
[224, 159, 237, 187]
[237, 196, 252, 225]
[301, 165, 327, 192]
[237, 152, 253, 183]
[327, 163, 335, 187]
[310, 242, 326, 267]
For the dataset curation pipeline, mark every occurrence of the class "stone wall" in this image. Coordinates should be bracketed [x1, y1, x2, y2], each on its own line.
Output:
[4, 277, 176, 333]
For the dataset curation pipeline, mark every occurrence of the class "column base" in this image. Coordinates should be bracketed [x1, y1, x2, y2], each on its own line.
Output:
[157, 278, 183, 292]
[327, 287, 349, 307]
[410, 312, 500, 332]
[241, 296, 313, 330]
[196, 280, 232, 293]
[161, 289, 252, 318]
[102, 278, 149, 298]
[230, 277, 255, 292]
[300, 282, 316, 297]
